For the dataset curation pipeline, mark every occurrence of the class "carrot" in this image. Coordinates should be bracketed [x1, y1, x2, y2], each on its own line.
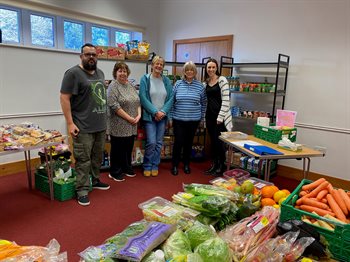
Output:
[305, 181, 329, 198]
[296, 197, 304, 206]
[302, 178, 326, 191]
[347, 191, 350, 197]
[338, 189, 350, 212]
[326, 194, 347, 222]
[321, 198, 327, 204]
[316, 189, 328, 201]
[331, 189, 348, 216]
[302, 198, 329, 210]
[300, 205, 335, 217]
[299, 191, 308, 197]
[327, 183, 334, 192]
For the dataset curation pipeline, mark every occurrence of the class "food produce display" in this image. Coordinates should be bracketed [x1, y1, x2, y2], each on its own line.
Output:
[0, 123, 63, 151]
[2, 170, 347, 261]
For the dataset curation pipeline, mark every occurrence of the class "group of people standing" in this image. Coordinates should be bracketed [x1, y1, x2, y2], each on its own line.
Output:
[60, 43, 232, 206]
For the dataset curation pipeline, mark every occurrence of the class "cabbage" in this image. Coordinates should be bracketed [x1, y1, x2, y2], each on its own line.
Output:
[195, 237, 232, 262]
[185, 222, 216, 249]
[162, 229, 192, 261]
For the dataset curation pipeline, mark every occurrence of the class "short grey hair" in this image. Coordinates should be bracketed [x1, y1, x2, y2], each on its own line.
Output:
[183, 61, 197, 79]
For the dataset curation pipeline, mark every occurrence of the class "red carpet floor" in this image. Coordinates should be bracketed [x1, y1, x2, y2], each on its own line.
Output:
[0, 160, 299, 261]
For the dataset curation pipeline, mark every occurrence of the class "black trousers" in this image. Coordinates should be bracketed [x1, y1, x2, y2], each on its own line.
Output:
[110, 135, 135, 175]
[206, 118, 226, 165]
[172, 119, 200, 167]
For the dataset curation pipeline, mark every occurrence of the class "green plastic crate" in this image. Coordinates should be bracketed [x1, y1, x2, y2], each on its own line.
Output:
[254, 124, 297, 144]
[280, 179, 350, 261]
[35, 170, 76, 201]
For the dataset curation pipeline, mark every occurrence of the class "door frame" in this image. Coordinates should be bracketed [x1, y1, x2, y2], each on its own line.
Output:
[173, 34, 233, 63]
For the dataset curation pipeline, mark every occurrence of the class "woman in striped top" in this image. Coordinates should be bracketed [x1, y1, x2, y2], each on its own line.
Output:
[203, 58, 232, 176]
[170, 61, 207, 175]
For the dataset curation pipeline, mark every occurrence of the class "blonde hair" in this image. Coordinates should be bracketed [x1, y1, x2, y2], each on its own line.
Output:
[152, 55, 165, 66]
[183, 61, 197, 80]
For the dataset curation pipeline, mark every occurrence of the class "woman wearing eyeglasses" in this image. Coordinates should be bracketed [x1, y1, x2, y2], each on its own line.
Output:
[203, 58, 232, 176]
[170, 61, 207, 176]
[107, 62, 141, 182]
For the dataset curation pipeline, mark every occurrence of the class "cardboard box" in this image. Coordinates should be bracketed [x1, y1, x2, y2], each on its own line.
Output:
[95, 46, 108, 59]
[126, 54, 149, 61]
[107, 47, 125, 60]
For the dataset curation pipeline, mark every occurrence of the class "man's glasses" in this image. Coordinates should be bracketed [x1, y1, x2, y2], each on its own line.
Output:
[82, 53, 97, 58]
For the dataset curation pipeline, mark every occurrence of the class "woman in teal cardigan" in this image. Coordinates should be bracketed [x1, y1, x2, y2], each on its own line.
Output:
[139, 55, 174, 177]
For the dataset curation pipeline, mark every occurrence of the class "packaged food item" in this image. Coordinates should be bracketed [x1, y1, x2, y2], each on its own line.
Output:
[126, 40, 139, 55]
[107, 47, 125, 60]
[139, 196, 194, 225]
[138, 41, 150, 55]
[95, 46, 108, 58]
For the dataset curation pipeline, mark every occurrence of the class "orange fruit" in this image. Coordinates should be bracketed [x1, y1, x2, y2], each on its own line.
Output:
[261, 198, 276, 207]
[261, 185, 279, 198]
[281, 189, 291, 196]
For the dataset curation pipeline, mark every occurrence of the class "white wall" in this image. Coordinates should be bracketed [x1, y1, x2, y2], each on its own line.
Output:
[158, 0, 350, 181]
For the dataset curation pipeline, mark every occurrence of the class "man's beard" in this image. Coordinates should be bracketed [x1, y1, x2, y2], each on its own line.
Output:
[83, 59, 97, 71]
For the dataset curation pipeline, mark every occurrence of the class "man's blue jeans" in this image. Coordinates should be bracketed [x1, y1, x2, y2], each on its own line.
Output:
[143, 119, 167, 171]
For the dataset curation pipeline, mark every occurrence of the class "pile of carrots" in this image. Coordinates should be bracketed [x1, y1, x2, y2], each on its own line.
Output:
[295, 178, 350, 224]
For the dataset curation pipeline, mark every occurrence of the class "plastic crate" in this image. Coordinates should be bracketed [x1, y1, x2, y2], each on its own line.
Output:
[254, 124, 297, 144]
[35, 171, 76, 201]
[280, 179, 350, 261]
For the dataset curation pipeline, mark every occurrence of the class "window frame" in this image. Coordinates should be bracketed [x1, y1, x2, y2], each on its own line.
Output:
[0, 4, 143, 52]
[0, 5, 22, 44]
[60, 17, 85, 51]
[90, 23, 110, 47]
[113, 29, 131, 46]
[22, 9, 56, 48]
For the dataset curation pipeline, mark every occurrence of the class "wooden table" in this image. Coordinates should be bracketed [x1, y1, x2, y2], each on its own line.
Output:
[219, 134, 325, 181]
[0, 137, 66, 200]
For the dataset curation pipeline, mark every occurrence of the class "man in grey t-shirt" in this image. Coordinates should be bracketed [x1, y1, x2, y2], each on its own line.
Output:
[60, 43, 110, 206]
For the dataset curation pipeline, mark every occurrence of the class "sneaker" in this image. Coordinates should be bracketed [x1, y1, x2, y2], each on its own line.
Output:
[124, 172, 136, 178]
[143, 170, 151, 177]
[77, 195, 90, 206]
[92, 180, 110, 190]
[151, 170, 158, 177]
[108, 173, 125, 182]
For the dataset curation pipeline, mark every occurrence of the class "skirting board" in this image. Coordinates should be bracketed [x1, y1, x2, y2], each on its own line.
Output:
[1, 160, 350, 190]
[276, 165, 350, 190]
[0, 158, 41, 177]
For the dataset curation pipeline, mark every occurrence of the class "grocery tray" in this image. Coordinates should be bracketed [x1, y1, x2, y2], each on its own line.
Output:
[280, 179, 350, 261]
[35, 170, 76, 201]
[254, 124, 297, 144]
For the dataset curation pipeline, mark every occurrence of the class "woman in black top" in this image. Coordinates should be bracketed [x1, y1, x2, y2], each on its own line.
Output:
[203, 58, 232, 176]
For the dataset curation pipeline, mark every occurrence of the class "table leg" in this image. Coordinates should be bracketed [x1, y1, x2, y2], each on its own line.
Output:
[226, 146, 232, 171]
[264, 159, 272, 182]
[257, 159, 264, 179]
[44, 147, 55, 201]
[23, 150, 32, 189]
[303, 157, 311, 179]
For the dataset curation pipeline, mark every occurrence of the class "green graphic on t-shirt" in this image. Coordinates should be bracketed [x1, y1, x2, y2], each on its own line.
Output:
[91, 81, 106, 113]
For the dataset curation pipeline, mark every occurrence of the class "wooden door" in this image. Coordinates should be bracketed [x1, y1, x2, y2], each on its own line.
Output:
[173, 35, 233, 80]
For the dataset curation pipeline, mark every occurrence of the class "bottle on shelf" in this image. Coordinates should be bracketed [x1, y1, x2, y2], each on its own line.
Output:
[101, 150, 109, 167]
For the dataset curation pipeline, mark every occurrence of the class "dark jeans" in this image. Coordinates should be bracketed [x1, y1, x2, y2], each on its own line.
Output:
[206, 118, 226, 165]
[110, 135, 135, 176]
[72, 131, 106, 197]
[172, 119, 200, 167]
